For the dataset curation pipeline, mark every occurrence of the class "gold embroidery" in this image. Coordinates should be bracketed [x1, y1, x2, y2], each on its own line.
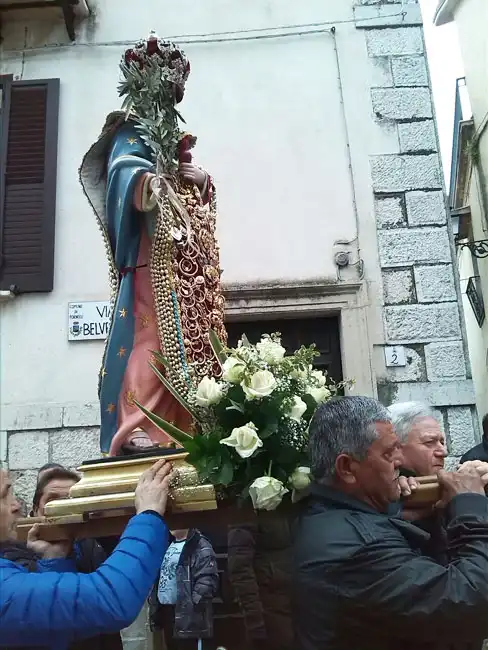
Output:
[106, 403, 116, 414]
[119, 308, 127, 318]
[140, 313, 151, 328]
[118, 346, 127, 358]
[125, 390, 136, 407]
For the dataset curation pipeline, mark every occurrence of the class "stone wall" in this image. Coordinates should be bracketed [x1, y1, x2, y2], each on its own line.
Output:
[355, 0, 479, 466]
[1, 404, 101, 510]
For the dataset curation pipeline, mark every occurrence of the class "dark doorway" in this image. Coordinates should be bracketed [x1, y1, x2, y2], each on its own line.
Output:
[226, 315, 343, 383]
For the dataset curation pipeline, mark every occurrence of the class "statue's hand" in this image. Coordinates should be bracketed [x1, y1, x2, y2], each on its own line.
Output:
[178, 162, 207, 192]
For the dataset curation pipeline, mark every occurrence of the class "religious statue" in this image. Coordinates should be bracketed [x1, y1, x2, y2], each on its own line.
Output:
[80, 33, 226, 456]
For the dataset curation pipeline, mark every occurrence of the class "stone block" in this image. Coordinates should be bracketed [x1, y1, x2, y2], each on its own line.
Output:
[398, 120, 437, 153]
[50, 428, 101, 468]
[8, 431, 49, 470]
[414, 265, 456, 302]
[2, 404, 63, 431]
[386, 345, 426, 382]
[63, 403, 100, 427]
[406, 190, 447, 226]
[0, 431, 6, 463]
[392, 379, 476, 406]
[11, 469, 37, 510]
[354, 3, 422, 27]
[382, 268, 415, 304]
[122, 606, 149, 640]
[444, 456, 461, 471]
[121, 641, 148, 650]
[375, 195, 406, 228]
[372, 87, 432, 121]
[391, 56, 428, 86]
[370, 57, 393, 88]
[366, 28, 423, 58]
[371, 154, 442, 192]
[432, 408, 445, 432]
[447, 407, 476, 456]
[378, 228, 451, 267]
[425, 341, 466, 381]
[384, 303, 461, 342]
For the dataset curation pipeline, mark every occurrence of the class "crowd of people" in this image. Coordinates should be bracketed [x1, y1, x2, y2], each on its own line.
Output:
[1, 398, 488, 650]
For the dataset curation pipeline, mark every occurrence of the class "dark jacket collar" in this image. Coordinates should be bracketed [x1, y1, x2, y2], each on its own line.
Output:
[309, 482, 385, 515]
[308, 482, 431, 543]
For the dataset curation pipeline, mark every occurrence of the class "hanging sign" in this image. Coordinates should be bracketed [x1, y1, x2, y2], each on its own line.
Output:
[68, 302, 112, 341]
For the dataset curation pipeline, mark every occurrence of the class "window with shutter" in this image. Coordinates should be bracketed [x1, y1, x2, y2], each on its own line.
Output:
[0, 78, 59, 293]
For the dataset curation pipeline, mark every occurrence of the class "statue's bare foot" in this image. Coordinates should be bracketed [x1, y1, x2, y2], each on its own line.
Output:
[127, 429, 153, 448]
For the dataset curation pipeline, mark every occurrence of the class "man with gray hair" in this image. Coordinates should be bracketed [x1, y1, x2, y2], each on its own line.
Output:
[388, 401, 446, 477]
[294, 395, 488, 650]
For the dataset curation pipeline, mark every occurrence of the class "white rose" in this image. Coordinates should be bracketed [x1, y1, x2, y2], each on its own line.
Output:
[307, 385, 331, 404]
[220, 422, 263, 459]
[249, 476, 288, 511]
[222, 357, 246, 384]
[242, 370, 277, 400]
[256, 338, 286, 365]
[286, 396, 307, 422]
[291, 364, 312, 381]
[290, 466, 311, 491]
[195, 376, 224, 407]
[311, 369, 326, 387]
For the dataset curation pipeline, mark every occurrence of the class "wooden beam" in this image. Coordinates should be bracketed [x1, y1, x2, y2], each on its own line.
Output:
[16, 504, 258, 542]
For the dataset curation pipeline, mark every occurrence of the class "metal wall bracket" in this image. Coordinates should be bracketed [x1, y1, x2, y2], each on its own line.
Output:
[457, 240, 488, 258]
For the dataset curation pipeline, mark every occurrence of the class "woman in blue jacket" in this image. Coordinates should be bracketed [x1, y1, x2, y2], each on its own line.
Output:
[0, 459, 172, 648]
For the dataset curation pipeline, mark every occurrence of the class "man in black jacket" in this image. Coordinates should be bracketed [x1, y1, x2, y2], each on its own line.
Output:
[293, 395, 488, 650]
[461, 413, 488, 463]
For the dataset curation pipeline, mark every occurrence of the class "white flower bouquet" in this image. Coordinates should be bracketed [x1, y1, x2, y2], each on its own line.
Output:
[137, 332, 351, 511]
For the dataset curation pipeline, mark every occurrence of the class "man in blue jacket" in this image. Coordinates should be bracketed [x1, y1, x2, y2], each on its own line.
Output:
[0, 458, 172, 648]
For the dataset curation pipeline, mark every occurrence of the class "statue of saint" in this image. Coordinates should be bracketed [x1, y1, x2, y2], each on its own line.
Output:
[80, 33, 226, 456]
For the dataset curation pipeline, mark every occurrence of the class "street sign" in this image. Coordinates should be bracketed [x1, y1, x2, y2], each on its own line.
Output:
[68, 301, 112, 341]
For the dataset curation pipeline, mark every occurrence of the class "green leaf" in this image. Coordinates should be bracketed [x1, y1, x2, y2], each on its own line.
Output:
[148, 362, 199, 420]
[209, 329, 227, 365]
[150, 351, 185, 385]
[259, 418, 279, 439]
[135, 400, 193, 446]
[240, 334, 251, 347]
[215, 459, 234, 486]
[226, 400, 245, 414]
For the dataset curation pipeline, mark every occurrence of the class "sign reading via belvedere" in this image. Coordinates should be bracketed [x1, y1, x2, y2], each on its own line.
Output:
[68, 302, 113, 341]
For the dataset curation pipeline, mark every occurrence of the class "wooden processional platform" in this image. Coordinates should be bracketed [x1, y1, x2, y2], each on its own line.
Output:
[15, 448, 441, 542]
[15, 448, 257, 542]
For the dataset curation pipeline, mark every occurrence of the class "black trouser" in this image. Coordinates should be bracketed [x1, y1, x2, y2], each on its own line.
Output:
[158, 605, 207, 650]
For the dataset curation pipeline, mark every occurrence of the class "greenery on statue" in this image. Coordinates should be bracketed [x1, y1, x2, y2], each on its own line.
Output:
[137, 333, 353, 511]
[118, 57, 186, 173]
